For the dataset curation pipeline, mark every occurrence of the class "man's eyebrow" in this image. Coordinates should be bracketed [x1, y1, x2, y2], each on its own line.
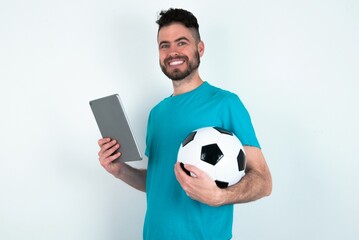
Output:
[159, 40, 170, 46]
[175, 37, 190, 42]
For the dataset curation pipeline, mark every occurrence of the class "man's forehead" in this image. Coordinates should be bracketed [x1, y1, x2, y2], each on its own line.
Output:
[157, 23, 195, 42]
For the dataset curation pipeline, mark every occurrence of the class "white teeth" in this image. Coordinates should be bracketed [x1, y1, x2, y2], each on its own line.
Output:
[169, 60, 184, 66]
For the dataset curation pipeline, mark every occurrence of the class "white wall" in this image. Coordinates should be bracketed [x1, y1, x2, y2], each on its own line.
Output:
[1, 0, 358, 239]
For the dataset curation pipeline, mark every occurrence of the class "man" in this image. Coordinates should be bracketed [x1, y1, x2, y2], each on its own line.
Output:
[98, 8, 272, 240]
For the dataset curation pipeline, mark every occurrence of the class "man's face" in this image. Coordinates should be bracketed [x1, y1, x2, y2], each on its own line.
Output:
[157, 23, 204, 81]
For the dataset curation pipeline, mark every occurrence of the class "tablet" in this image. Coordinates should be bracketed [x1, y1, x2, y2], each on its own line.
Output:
[89, 94, 142, 162]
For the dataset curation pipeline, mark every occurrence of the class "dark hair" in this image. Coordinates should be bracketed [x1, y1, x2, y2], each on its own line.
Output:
[156, 8, 201, 42]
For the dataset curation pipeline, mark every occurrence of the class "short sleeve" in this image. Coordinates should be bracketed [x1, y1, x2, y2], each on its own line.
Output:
[223, 94, 261, 148]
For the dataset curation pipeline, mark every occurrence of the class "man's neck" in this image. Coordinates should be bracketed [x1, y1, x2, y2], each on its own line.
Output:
[172, 71, 204, 96]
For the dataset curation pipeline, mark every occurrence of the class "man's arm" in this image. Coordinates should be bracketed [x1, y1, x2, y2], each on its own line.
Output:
[174, 146, 272, 206]
[218, 146, 272, 204]
[98, 138, 147, 192]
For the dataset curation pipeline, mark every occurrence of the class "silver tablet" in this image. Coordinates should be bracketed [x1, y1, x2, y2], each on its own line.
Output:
[89, 94, 142, 162]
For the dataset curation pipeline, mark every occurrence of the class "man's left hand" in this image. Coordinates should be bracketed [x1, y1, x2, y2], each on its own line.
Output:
[174, 162, 224, 206]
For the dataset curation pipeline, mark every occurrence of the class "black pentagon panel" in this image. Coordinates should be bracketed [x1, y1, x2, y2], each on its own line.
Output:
[182, 131, 197, 147]
[213, 127, 233, 136]
[215, 180, 229, 189]
[237, 149, 246, 171]
[201, 144, 224, 165]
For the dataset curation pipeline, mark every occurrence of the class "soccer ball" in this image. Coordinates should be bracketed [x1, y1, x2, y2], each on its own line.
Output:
[177, 126, 246, 188]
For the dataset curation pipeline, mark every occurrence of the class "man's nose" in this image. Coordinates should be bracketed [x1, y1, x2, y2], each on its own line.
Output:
[169, 52, 180, 58]
[167, 44, 181, 56]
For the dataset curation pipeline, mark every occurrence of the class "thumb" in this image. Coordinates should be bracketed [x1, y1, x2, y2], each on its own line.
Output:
[182, 163, 203, 178]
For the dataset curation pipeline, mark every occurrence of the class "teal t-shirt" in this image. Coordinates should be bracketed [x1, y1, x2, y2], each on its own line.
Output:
[144, 82, 260, 240]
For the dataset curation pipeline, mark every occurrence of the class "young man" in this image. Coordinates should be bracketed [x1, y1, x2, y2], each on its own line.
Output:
[98, 8, 272, 240]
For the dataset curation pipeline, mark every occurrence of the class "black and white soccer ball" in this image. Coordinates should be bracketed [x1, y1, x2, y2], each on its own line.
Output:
[177, 126, 246, 188]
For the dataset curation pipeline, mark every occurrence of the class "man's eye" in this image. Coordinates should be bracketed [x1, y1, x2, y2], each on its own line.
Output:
[160, 44, 169, 49]
[178, 42, 187, 46]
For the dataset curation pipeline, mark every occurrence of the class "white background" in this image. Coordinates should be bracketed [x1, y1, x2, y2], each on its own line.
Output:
[1, 0, 358, 239]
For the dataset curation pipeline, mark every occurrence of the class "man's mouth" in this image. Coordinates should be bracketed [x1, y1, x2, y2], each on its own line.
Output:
[165, 56, 187, 67]
[169, 59, 185, 66]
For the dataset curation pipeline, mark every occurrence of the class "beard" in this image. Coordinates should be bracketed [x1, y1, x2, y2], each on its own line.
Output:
[160, 50, 200, 81]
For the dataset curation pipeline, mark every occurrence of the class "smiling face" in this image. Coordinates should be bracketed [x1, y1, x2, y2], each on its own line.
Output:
[158, 23, 204, 81]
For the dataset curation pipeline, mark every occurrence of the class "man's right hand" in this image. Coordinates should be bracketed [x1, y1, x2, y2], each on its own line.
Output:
[97, 138, 147, 191]
[98, 138, 124, 178]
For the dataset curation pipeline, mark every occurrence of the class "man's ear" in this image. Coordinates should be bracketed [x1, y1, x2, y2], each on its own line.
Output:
[198, 41, 205, 57]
